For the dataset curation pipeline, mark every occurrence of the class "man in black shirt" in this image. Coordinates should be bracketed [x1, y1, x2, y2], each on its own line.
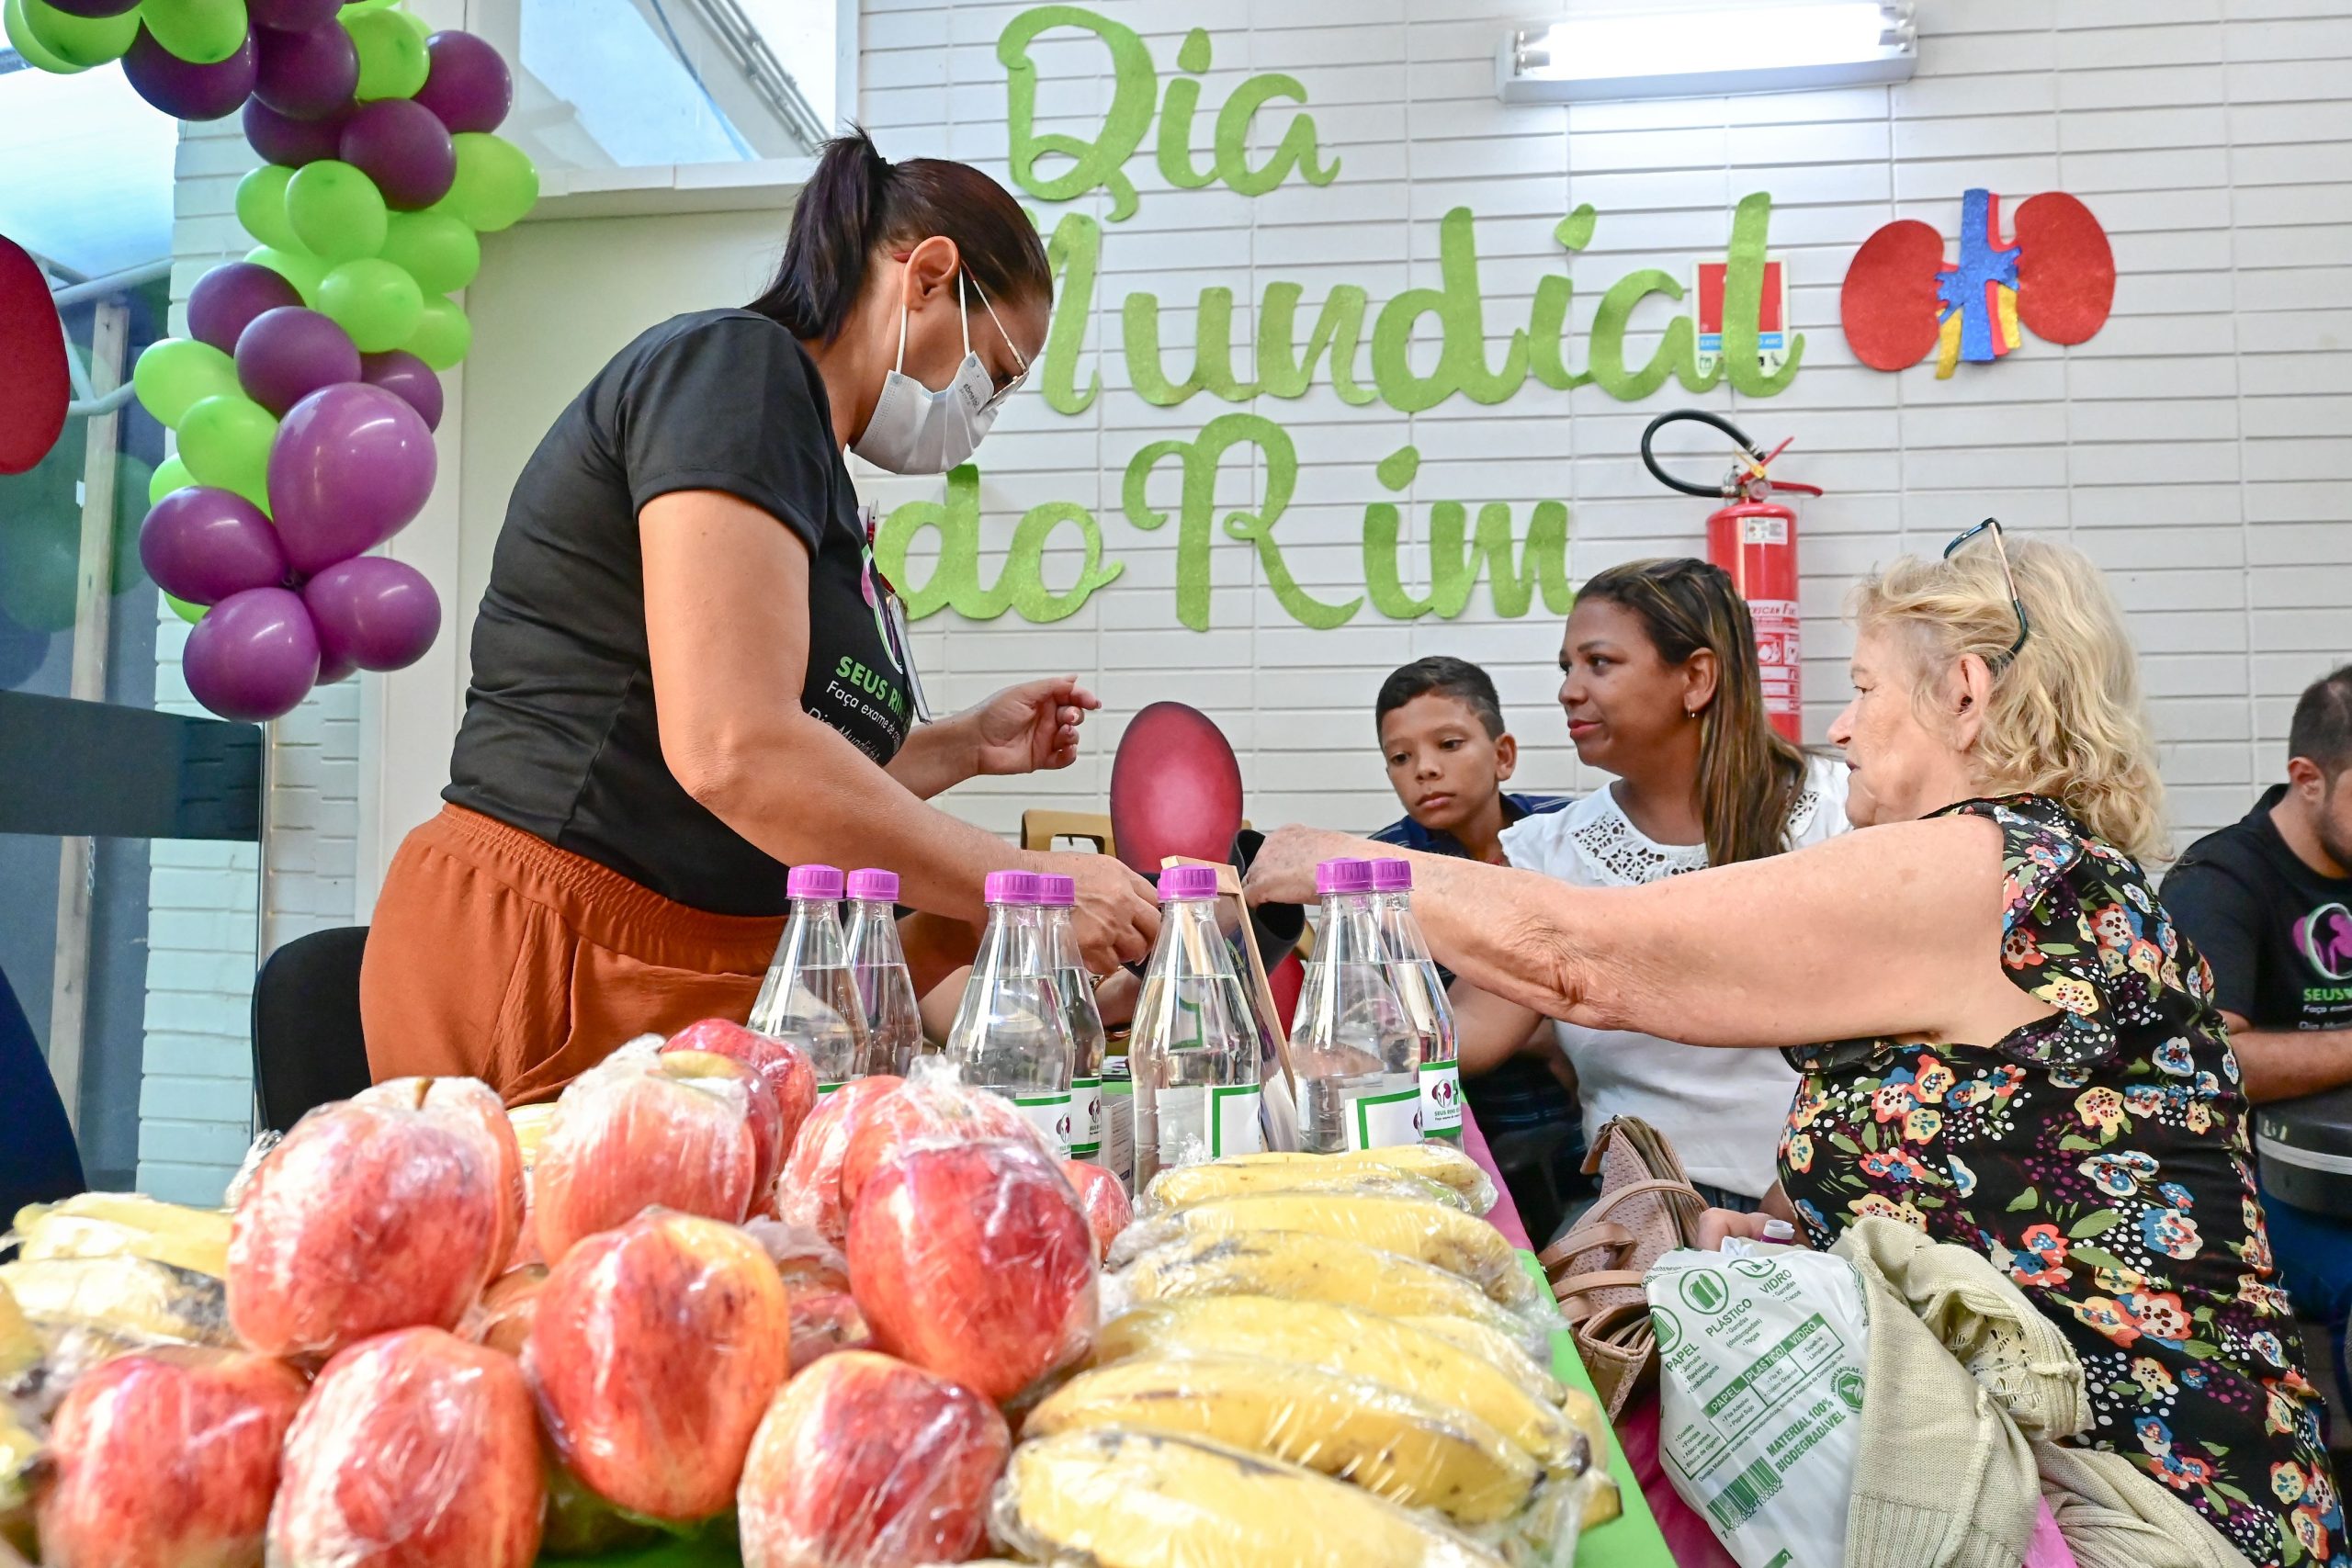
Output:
[2166, 661, 2352, 1404]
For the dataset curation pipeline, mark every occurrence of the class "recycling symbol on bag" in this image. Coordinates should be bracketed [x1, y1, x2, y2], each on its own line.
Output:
[1679, 1269, 1731, 1316]
[1650, 1304, 1683, 1353]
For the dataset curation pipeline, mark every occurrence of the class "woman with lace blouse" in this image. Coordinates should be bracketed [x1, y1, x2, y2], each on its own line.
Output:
[1249, 533, 2343, 1568]
[1451, 558, 1849, 1224]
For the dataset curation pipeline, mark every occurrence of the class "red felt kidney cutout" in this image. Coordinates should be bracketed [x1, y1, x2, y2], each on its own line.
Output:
[0, 235, 70, 476]
[1838, 219, 1946, 372]
[2013, 191, 2115, 345]
[1108, 701, 1244, 875]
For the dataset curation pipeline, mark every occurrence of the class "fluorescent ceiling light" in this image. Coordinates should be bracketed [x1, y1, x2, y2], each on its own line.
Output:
[1498, 2, 1917, 104]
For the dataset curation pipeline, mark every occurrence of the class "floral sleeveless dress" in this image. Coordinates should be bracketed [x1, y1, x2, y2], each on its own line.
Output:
[1779, 795, 2346, 1568]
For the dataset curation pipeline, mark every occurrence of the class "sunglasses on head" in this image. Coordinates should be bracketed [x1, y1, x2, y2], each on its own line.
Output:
[1944, 516, 2029, 671]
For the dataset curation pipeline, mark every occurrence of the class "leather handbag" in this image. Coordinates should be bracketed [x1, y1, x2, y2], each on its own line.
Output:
[1537, 1116, 1707, 1418]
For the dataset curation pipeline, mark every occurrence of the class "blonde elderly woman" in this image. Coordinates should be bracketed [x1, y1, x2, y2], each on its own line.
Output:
[1250, 525, 2344, 1568]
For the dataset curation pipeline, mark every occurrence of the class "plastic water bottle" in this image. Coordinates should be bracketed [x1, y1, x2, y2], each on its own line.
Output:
[748, 863, 871, 1090]
[1130, 863, 1262, 1188]
[1038, 873, 1109, 1163]
[1370, 858, 1462, 1143]
[843, 868, 925, 1076]
[945, 870, 1074, 1154]
[1293, 858, 1420, 1153]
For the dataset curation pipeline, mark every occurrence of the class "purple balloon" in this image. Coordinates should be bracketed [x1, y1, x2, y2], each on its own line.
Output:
[123, 26, 258, 122]
[253, 22, 356, 121]
[267, 384, 436, 575]
[246, 0, 336, 28]
[359, 349, 443, 431]
[413, 30, 511, 135]
[339, 99, 456, 211]
[243, 96, 346, 166]
[302, 556, 440, 671]
[42, 0, 140, 18]
[187, 263, 303, 356]
[139, 486, 289, 604]
[183, 586, 319, 722]
[234, 307, 361, 416]
[316, 649, 357, 684]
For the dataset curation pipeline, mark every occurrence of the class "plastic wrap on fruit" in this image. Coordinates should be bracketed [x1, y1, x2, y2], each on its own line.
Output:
[774, 1075, 903, 1244]
[742, 1217, 852, 1297]
[663, 1017, 820, 1201]
[507, 1104, 556, 1267]
[1060, 1159, 1132, 1261]
[270, 1326, 542, 1568]
[356, 1077, 526, 1272]
[846, 1138, 1097, 1404]
[525, 1210, 791, 1526]
[37, 1347, 307, 1567]
[738, 1349, 1009, 1568]
[530, 1036, 762, 1262]
[227, 1089, 507, 1359]
[1138, 1162, 1469, 1216]
[1108, 1190, 1535, 1310]
[221, 1130, 281, 1209]
[788, 1292, 872, 1372]
[1104, 1228, 1554, 1361]
[8, 1193, 232, 1278]
[1202, 1145, 1497, 1213]
[0, 1256, 233, 1358]
[471, 1265, 548, 1359]
[992, 1427, 1510, 1568]
[837, 1058, 1056, 1213]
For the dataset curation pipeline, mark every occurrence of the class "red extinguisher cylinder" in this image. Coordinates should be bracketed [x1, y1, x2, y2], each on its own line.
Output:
[1707, 501, 1802, 742]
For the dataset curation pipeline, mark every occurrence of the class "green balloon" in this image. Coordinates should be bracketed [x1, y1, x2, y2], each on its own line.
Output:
[379, 209, 480, 296]
[286, 160, 388, 265]
[317, 258, 423, 353]
[5, 0, 85, 73]
[150, 456, 197, 506]
[236, 165, 300, 252]
[403, 294, 471, 371]
[18, 0, 135, 67]
[245, 244, 330, 306]
[166, 593, 207, 626]
[176, 394, 277, 511]
[343, 7, 428, 100]
[445, 133, 538, 232]
[133, 338, 241, 429]
[138, 0, 247, 65]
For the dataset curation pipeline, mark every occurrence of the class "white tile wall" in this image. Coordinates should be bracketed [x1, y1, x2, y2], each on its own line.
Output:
[859, 0, 2352, 845]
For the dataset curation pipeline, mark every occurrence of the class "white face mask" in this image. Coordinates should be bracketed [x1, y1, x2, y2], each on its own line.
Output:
[851, 270, 1027, 475]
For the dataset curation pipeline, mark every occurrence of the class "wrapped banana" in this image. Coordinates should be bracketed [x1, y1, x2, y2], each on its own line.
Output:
[1108, 1229, 1552, 1360]
[993, 1427, 1510, 1568]
[1109, 1190, 1538, 1310]
[0, 1285, 36, 1387]
[1139, 1163, 1469, 1216]
[8, 1194, 232, 1280]
[1213, 1145, 1498, 1214]
[1400, 1315, 1570, 1405]
[1093, 1296, 1586, 1472]
[0, 1257, 233, 1351]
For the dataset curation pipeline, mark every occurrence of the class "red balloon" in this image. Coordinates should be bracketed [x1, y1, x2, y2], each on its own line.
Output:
[183, 587, 319, 722]
[0, 234, 68, 476]
[1109, 701, 1245, 875]
[1838, 218, 1946, 373]
[266, 383, 436, 576]
[302, 556, 440, 671]
[2014, 192, 2115, 346]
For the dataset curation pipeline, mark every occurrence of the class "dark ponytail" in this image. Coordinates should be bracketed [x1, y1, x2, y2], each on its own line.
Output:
[1576, 558, 1809, 868]
[749, 128, 1050, 343]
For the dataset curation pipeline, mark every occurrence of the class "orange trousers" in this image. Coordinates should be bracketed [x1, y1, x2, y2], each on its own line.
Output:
[360, 806, 784, 1105]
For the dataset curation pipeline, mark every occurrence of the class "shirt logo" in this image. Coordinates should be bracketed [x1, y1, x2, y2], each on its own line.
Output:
[2294, 902, 2352, 982]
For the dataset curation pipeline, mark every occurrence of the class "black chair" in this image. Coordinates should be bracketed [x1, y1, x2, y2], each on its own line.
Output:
[0, 958, 85, 1216]
[250, 925, 373, 1134]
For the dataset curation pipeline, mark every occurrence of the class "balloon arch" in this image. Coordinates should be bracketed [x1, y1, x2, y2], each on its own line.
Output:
[6, 0, 538, 721]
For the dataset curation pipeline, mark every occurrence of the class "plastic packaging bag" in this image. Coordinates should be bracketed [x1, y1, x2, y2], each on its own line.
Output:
[271, 1326, 543, 1568]
[836, 1058, 1056, 1212]
[0, 1255, 233, 1355]
[1216, 1144, 1498, 1214]
[1646, 1244, 1870, 1568]
[738, 1349, 1009, 1568]
[774, 1075, 905, 1244]
[992, 1427, 1512, 1568]
[1139, 1162, 1470, 1216]
[6, 1193, 232, 1279]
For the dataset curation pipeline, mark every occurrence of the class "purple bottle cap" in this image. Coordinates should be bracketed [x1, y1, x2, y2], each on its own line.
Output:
[1369, 858, 1412, 892]
[1038, 874, 1078, 907]
[983, 869, 1043, 905]
[1315, 857, 1374, 897]
[786, 863, 844, 900]
[1159, 864, 1220, 901]
[846, 868, 899, 902]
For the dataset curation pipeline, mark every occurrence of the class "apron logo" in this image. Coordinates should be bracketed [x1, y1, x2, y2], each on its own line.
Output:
[2294, 902, 2352, 981]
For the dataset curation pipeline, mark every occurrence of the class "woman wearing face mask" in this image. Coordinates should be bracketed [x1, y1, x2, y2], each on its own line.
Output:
[360, 131, 1159, 1102]
[1449, 558, 1849, 1227]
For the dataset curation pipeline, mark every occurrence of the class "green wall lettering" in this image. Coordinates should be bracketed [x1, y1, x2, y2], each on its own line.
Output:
[1213, 73, 1340, 196]
[999, 6, 1154, 221]
[1124, 288, 1259, 406]
[1122, 414, 1357, 630]
[1588, 268, 1714, 400]
[1004, 501, 1125, 621]
[1257, 283, 1376, 405]
[1530, 206, 1597, 391]
[1430, 499, 1573, 618]
[876, 466, 1010, 620]
[1369, 207, 1532, 412]
[1156, 29, 1217, 190]
[1723, 191, 1803, 396]
[1041, 211, 1102, 414]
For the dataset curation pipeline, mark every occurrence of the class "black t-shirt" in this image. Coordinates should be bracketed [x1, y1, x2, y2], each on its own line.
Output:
[446, 310, 910, 917]
[2165, 785, 2352, 1032]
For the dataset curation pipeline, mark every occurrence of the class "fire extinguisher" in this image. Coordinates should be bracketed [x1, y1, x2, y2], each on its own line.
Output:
[1639, 409, 1823, 743]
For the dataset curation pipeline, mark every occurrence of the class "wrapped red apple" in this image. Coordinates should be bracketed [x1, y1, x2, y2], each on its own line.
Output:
[1061, 1159, 1133, 1261]
[847, 1138, 1097, 1404]
[773, 1075, 901, 1244]
[530, 1038, 763, 1261]
[837, 1067, 1053, 1212]
[526, 1209, 791, 1525]
[269, 1326, 542, 1568]
[356, 1077, 526, 1272]
[738, 1350, 1010, 1568]
[38, 1347, 307, 1568]
[663, 1018, 818, 1194]
[229, 1086, 508, 1359]
[473, 1266, 548, 1359]
[786, 1292, 872, 1373]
